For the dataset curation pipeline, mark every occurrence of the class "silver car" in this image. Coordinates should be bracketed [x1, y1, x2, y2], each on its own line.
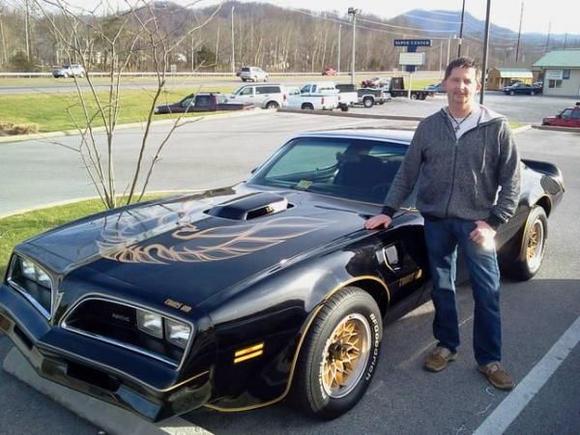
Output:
[239, 66, 268, 82]
[228, 84, 286, 109]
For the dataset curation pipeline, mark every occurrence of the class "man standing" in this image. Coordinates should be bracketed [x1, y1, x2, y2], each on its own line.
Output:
[365, 57, 520, 390]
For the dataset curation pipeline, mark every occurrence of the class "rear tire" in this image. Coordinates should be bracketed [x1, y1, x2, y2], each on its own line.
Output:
[510, 90, 515, 96]
[291, 287, 382, 419]
[265, 101, 279, 109]
[503, 206, 548, 280]
[302, 103, 314, 110]
[530, 91, 535, 96]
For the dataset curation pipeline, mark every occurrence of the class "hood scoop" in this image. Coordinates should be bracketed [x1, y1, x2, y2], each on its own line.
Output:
[206, 192, 292, 220]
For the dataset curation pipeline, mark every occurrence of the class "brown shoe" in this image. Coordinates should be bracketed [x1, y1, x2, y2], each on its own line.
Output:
[424, 346, 457, 372]
[478, 362, 515, 390]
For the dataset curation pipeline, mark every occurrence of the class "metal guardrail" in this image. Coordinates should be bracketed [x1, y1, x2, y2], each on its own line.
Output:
[0, 70, 442, 78]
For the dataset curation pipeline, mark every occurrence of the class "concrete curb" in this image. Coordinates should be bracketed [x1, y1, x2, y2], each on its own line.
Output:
[0, 108, 267, 144]
[2, 347, 212, 435]
[277, 107, 424, 122]
[531, 124, 580, 133]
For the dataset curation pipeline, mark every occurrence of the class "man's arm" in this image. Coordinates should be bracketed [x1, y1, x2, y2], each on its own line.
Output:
[365, 124, 425, 229]
[485, 121, 521, 229]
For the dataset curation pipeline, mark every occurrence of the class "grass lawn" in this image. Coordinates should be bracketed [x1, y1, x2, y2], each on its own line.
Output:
[0, 196, 166, 278]
[0, 86, 233, 133]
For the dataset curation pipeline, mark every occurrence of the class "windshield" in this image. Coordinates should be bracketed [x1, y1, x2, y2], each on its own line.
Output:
[249, 137, 410, 204]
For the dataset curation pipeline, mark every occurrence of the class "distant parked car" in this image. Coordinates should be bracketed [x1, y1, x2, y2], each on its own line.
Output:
[52, 64, 85, 78]
[542, 102, 580, 128]
[360, 77, 390, 88]
[424, 82, 444, 94]
[228, 84, 287, 109]
[322, 66, 337, 76]
[155, 93, 253, 114]
[503, 83, 542, 96]
[239, 66, 268, 82]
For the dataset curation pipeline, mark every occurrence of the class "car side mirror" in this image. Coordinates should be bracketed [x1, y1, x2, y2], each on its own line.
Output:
[250, 167, 258, 174]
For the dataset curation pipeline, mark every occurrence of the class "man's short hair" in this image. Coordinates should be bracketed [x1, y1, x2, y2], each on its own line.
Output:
[444, 57, 480, 81]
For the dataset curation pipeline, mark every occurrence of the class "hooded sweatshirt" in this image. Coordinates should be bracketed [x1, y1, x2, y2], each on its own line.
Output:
[382, 105, 520, 228]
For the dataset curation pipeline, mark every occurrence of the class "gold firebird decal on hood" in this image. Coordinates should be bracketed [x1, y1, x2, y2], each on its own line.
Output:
[97, 216, 329, 264]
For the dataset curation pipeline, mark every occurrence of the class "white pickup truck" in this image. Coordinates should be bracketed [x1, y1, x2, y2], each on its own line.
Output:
[287, 82, 348, 111]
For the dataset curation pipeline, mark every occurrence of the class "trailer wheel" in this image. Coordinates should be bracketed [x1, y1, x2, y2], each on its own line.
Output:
[410, 94, 418, 100]
[363, 97, 373, 108]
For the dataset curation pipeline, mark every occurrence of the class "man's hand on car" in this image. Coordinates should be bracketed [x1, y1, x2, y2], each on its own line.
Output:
[364, 214, 392, 229]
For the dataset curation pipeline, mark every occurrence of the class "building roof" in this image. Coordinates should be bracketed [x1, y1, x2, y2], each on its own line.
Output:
[494, 68, 533, 78]
[533, 50, 580, 68]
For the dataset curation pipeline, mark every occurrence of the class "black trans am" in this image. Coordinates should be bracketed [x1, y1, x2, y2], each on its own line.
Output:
[0, 130, 565, 421]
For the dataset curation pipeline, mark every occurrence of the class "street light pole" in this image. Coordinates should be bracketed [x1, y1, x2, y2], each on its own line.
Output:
[231, 5, 235, 75]
[337, 24, 341, 74]
[480, 0, 491, 105]
[348, 7, 359, 85]
[457, 0, 466, 57]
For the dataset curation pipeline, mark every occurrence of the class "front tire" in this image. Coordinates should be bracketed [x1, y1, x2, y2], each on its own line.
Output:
[504, 206, 548, 280]
[292, 287, 382, 419]
[363, 97, 373, 108]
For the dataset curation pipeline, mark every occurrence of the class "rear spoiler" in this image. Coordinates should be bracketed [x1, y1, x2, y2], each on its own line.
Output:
[522, 159, 565, 190]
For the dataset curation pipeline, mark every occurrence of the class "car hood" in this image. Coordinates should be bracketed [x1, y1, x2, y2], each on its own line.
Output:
[20, 185, 370, 308]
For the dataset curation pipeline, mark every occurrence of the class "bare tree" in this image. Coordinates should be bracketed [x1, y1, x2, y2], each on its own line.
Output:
[33, 0, 222, 209]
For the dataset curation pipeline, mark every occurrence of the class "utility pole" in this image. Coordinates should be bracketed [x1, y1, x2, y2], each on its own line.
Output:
[337, 24, 341, 74]
[231, 5, 235, 74]
[545, 21, 551, 53]
[0, 8, 7, 65]
[457, 0, 466, 57]
[480, 0, 491, 105]
[348, 7, 360, 85]
[515, 1, 524, 63]
[24, 0, 31, 61]
[439, 40, 443, 72]
[446, 37, 451, 66]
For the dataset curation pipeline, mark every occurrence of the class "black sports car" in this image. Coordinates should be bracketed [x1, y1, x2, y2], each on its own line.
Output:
[503, 83, 543, 96]
[0, 130, 565, 421]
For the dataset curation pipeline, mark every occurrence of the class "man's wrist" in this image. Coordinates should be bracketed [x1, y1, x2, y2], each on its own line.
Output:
[485, 214, 503, 230]
[381, 206, 397, 218]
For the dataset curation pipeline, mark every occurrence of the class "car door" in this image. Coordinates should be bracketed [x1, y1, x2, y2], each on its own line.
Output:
[233, 86, 255, 105]
[556, 108, 574, 127]
[570, 108, 580, 127]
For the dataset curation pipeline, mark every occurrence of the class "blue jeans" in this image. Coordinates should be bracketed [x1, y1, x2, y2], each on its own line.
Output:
[424, 217, 502, 366]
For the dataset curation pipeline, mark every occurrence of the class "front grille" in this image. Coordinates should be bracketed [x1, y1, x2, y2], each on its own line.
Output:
[62, 298, 186, 367]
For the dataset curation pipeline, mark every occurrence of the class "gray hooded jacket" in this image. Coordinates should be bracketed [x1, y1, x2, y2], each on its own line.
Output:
[382, 106, 520, 228]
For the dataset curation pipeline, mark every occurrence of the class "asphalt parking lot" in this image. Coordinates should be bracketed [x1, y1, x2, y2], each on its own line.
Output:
[349, 91, 579, 124]
[1, 107, 579, 434]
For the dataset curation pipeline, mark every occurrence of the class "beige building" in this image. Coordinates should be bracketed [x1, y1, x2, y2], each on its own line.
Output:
[487, 68, 533, 90]
[533, 49, 580, 97]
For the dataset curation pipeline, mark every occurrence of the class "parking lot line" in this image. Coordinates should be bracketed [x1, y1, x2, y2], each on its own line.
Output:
[473, 316, 580, 435]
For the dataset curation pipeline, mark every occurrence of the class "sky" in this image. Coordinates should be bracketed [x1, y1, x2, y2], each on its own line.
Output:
[43, 0, 580, 35]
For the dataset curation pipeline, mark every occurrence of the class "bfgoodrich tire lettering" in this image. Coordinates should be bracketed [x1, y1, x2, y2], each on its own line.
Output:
[292, 286, 382, 419]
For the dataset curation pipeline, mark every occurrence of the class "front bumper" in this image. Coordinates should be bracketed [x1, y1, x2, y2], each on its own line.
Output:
[0, 284, 211, 421]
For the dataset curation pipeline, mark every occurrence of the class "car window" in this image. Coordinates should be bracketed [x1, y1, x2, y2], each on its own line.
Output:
[300, 85, 312, 93]
[241, 67, 250, 72]
[250, 137, 409, 204]
[561, 109, 573, 119]
[571, 110, 580, 119]
[238, 87, 253, 96]
[256, 86, 280, 94]
[181, 96, 194, 107]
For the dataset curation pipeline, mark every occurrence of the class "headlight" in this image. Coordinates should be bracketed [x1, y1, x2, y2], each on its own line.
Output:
[136, 308, 192, 349]
[10, 256, 53, 291]
[7, 255, 53, 317]
[136, 310, 163, 338]
[165, 318, 191, 349]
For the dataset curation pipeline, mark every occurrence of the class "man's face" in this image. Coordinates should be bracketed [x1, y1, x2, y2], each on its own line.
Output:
[443, 66, 481, 106]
